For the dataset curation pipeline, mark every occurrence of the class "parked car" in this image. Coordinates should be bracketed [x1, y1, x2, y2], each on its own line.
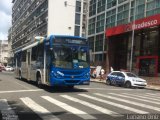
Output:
[5, 66, 14, 71]
[106, 71, 147, 88]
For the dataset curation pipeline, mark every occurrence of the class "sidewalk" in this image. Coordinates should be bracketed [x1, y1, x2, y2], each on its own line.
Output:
[90, 77, 160, 91]
[141, 76, 160, 91]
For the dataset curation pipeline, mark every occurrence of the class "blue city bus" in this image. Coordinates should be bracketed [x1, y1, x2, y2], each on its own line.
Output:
[14, 35, 90, 88]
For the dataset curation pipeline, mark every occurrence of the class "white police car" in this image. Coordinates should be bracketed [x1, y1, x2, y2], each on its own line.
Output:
[106, 71, 147, 88]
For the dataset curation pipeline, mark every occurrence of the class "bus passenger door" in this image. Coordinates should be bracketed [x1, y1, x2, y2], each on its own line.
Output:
[45, 49, 51, 84]
[27, 50, 31, 80]
[15, 53, 21, 78]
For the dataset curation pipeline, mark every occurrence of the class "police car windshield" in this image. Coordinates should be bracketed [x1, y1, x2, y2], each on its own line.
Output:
[126, 72, 137, 77]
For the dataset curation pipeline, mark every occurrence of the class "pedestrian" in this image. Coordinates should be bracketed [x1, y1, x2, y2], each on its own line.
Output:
[92, 69, 97, 78]
[99, 68, 105, 81]
[110, 66, 114, 72]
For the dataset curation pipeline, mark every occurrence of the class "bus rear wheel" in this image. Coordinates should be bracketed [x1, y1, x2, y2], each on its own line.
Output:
[37, 74, 43, 88]
[19, 71, 22, 80]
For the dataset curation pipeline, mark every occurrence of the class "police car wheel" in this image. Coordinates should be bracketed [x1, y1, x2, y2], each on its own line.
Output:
[106, 79, 111, 85]
[125, 81, 131, 88]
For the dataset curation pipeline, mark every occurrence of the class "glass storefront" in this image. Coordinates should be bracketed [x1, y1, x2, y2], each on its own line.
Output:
[106, 13, 160, 76]
[134, 27, 159, 76]
[108, 26, 160, 76]
[108, 34, 128, 71]
[137, 56, 158, 77]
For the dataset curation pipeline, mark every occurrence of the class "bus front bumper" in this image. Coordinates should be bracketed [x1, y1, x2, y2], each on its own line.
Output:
[49, 78, 90, 86]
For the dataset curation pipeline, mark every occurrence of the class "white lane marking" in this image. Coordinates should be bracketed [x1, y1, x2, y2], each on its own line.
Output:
[95, 93, 160, 112]
[122, 93, 160, 102]
[0, 99, 19, 120]
[82, 88, 132, 90]
[0, 89, 43, 94]
[42, 96, 96, 120]
[20, 97, 59, 120]
[13, 81, 31, 90]
[78, 94, 148, 114]
[61, 95, 122, 117]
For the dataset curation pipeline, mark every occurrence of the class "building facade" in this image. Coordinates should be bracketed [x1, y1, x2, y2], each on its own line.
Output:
[9, 0, 88, 52]
[0, 40, 9, 65]
[88, 0, 160, 76]
[7, 27, 14, 65]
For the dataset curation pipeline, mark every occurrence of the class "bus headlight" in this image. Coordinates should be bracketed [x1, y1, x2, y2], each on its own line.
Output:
[83, 81, 89, 84]
[85, 72, 90, 78]
[52, 71, 64, 78]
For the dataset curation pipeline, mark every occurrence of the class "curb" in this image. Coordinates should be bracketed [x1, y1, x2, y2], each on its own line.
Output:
[145, 86, 160, 91]
[90, 79, 160, 91]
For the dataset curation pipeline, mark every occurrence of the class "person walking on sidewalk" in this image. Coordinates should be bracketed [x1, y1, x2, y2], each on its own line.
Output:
[93, 69, 97, 78]
[99, 68, 105, 81]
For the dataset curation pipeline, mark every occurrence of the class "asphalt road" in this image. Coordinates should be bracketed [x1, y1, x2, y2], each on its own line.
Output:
[0, 72, 160, 120]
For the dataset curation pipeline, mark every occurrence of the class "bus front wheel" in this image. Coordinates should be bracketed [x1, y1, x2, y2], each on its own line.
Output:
[67, 85, 74, 89]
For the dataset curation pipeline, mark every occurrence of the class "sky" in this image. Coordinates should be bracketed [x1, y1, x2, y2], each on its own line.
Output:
[0, 0, 12, 40]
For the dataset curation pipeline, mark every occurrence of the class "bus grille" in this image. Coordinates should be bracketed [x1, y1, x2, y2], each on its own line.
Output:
[65, 80, 80, 83]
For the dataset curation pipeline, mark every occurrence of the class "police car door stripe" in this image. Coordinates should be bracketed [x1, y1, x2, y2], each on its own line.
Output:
[122, 93, 160, 102]
[61, 95, 122, 117]
[41, 96, 96, 120]
[78, 94, 148, 114]
[20, 97, 60, 120]
[109, 93, 160, 105]
[0, 99, 19, 120]
[95, 93, 160, 112]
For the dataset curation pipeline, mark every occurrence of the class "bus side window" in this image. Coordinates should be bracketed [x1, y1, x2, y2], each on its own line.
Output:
[31, 46, 37, 61]
[17, 53, 21, 67]
[37, 44, 44, 64]
[21, 51, 27, 62]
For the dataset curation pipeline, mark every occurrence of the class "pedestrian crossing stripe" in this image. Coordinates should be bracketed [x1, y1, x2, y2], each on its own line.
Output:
[20, 97, 60, 120]
[0, 92, 160, 120]
[146, 93, 160, 96]
[146, 93, 160, 98]
[0, 99, 19, 120]
[122, 93, 160, 102]
[108, 93, 160, 105]
[94, 93, 160, 112]
[41, 96, 96, 120]
[61, 95, 122, 117]
[78, 94, 149, 114]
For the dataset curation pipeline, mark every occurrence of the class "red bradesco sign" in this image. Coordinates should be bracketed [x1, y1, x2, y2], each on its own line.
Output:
[106, 14, 160, 37]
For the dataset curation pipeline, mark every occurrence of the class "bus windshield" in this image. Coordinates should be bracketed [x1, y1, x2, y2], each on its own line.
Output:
[52, 45, 89, 69]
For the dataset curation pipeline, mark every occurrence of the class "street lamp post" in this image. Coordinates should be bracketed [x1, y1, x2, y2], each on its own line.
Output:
[129, 0, 136, 72]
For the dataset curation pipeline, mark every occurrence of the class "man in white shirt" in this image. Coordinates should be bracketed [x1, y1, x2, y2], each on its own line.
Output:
[100, 68, 105, 81]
